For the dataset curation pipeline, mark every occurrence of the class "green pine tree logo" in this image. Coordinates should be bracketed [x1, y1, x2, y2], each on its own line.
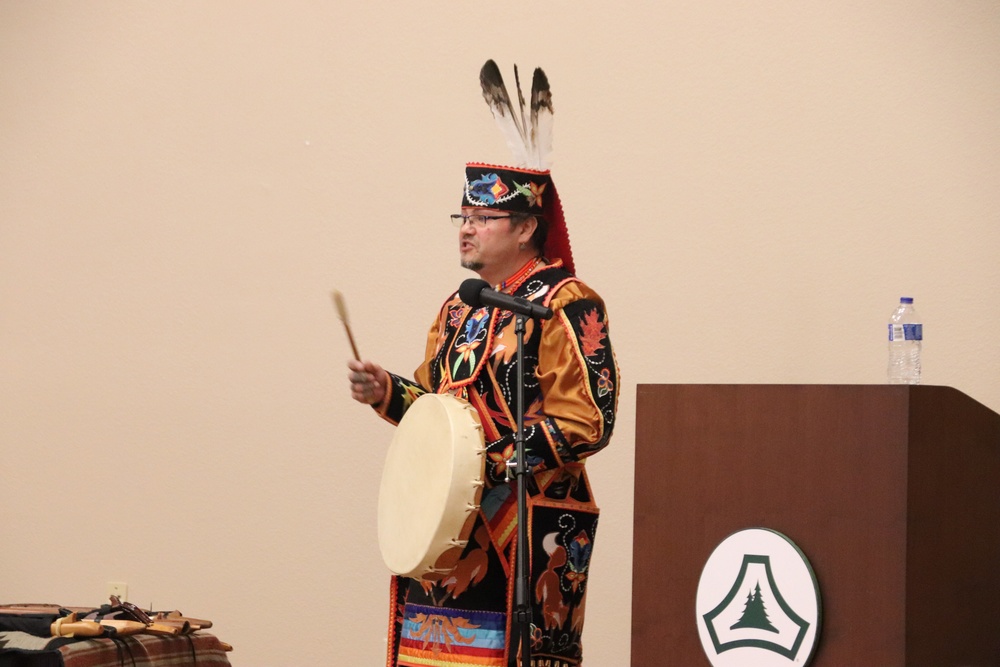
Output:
[729, 581, 779, 633]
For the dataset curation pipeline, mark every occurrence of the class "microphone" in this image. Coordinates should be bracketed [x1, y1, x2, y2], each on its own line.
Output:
[459, 278, 554, 320]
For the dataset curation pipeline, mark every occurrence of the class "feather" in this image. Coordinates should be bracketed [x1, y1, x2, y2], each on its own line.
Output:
[480, 60, 555, 170]
[479, 60, 529, 167]
[530, 67, 554, 170]
[513, 64, 530, 155]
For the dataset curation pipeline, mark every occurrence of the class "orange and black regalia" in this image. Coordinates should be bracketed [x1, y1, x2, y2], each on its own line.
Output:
[374, 258, 619, 667]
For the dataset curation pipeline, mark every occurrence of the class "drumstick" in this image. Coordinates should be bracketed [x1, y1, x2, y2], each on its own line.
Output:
[332, 290, 379, 402]
[331, 290, 362, 361]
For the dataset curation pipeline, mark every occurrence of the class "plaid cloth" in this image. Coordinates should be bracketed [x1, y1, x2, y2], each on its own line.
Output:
[0, 631, 231, 667]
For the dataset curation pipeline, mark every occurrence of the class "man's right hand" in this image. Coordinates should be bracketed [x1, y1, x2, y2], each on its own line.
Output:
[347, 359, 388, 405]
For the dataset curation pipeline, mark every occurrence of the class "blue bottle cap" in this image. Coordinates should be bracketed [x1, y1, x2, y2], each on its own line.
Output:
[900, 297, 913, 303]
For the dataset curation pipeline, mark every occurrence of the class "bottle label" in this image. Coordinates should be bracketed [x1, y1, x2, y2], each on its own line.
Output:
[888, 323, 923, 341]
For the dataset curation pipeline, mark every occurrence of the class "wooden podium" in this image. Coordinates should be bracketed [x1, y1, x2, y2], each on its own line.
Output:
[631, 385, 1000, 667]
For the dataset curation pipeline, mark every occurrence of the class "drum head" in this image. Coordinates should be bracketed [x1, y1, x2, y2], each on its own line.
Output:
[377, 393, 484, 578]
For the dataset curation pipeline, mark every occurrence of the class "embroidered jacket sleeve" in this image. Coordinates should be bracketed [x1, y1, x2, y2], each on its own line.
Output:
[522, 281, 619, 473]
[374, 300, 451, 425]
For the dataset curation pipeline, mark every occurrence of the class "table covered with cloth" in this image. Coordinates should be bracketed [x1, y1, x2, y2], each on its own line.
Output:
[0, 630, 231, 667]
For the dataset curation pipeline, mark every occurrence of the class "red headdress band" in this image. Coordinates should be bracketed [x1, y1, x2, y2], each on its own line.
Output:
[542, 180, 574, 276]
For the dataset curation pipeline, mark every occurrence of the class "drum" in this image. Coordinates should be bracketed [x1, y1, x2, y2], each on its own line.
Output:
[377, 392, 486, 580]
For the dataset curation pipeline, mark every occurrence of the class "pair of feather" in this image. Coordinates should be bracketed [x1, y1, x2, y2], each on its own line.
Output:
[479, 60, 554, 171]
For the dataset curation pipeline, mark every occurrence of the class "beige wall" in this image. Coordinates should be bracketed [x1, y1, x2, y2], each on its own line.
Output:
[2, 2, 998, 665]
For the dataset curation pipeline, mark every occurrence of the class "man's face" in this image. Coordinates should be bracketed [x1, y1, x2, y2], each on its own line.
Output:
[458, 207, 526, 274]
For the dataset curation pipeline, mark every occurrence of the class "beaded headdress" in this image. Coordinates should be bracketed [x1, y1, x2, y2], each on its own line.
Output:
[463, 60, 575, 276]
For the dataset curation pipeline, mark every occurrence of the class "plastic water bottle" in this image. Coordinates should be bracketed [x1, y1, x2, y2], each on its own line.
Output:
[887, 297, 922, 384]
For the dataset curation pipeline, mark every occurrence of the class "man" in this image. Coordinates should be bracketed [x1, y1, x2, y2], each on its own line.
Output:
[349, 65, 618, 667]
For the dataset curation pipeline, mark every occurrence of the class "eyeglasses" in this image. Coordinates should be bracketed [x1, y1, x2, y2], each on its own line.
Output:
[450, 213, 513, 228]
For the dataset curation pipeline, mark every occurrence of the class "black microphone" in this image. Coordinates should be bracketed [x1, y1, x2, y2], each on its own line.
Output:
[459, 278, 554, 320]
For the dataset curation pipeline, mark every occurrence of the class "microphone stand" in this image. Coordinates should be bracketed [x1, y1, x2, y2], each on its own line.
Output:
[511, 312, 532, 667]
[457, 280, 551, 667]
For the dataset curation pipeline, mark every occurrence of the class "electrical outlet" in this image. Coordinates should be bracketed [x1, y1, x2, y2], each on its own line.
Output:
[107, 581, 128, 600]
